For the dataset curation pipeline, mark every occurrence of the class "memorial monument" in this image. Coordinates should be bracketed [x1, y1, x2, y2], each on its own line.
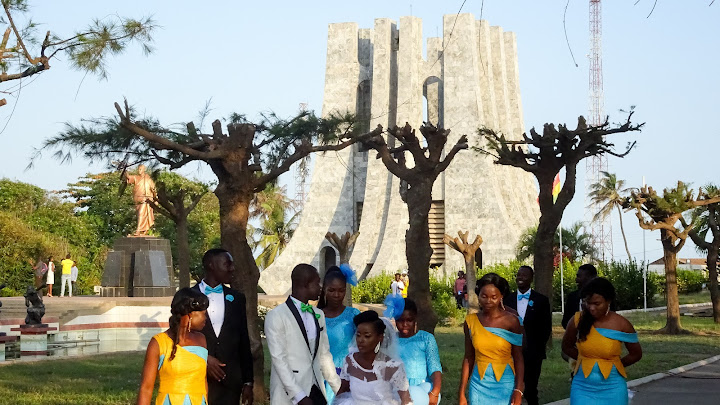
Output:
[260, 14, 539, 294]
[99, 165, 176, 297]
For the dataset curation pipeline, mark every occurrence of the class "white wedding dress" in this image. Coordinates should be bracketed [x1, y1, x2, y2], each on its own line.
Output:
[333, 352, 412, 405]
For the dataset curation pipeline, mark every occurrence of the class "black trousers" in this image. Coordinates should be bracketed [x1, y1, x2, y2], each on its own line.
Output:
[455, 293, 464, 309]
[208, 381, 241, 405]
[524, 354, 544, 405]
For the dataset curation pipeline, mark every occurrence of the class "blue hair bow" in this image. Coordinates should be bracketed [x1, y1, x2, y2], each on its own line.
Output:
[383, 294, 405, 319]
[339, 263, 358, 286]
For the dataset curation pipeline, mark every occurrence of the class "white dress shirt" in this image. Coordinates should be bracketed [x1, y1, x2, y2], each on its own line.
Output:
[199, 279, 225, 337]
[517, 288, 532, 320]
[288, 295, 320, 404]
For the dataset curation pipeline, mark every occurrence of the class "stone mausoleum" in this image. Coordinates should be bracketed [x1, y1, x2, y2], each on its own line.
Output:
[259, 14, 539, 295]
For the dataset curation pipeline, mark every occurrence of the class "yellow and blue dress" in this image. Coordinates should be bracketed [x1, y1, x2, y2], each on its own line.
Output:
[153, 332, 208, 405]
[325, 306, 361, 403]
[465, 314, 523, 405]
[570, 312, 638, 405]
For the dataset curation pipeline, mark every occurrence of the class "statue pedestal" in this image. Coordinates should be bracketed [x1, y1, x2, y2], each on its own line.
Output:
[101, 237, 176, 297]
[10, 324, 56, 360]
[0, 333, 18, 362]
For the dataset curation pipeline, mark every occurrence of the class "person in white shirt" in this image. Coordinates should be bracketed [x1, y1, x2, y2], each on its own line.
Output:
[265, 264, 340, 405]
[390, 273, 405, 297]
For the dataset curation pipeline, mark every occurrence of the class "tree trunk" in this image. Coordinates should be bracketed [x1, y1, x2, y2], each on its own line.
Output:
[215, 183, 266, 400]
[176, 215, 191, 289]
[616, 204, 632, 263]
[464, 255, 479, 313]
[707, 245, 720, 324]
[404, 180, 438, 333]
[534, 210, 561, 308]
[660, 232, 683, 334]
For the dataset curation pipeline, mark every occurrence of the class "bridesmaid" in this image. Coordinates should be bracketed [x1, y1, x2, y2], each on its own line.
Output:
[395, 298, 443, 405]
[562, 277, 642, 404]
[318, 264, 359, 403]
[137, 288, 210, 405]
[459, 273, 524, 405]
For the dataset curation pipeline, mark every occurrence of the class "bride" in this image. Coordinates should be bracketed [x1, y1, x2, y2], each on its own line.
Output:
[333, 310, 413, 405]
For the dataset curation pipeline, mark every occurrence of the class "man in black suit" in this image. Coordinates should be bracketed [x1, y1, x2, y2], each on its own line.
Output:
[561, 263, 598, 329]
[193, 248, 254, 405]
[504, 265, 551, 405]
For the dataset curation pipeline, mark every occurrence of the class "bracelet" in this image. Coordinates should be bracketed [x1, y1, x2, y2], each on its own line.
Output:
[513, 389, 524, 397]
[429, 391, 440, 398]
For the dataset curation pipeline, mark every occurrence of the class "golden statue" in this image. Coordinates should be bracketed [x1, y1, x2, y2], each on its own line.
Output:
[122, 164, 156, 236]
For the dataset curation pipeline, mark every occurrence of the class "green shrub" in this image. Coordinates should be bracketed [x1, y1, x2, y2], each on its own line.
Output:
[432, 291, 465, 326]
[677, 270, 705, 294]
[352, 272, 394, 304]
[600, 261, 659, 309]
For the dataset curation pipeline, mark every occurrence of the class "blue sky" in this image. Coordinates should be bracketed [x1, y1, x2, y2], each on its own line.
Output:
[1, 1, 718, 263]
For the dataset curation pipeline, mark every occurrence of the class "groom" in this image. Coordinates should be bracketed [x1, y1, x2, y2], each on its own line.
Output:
[193, 248, 254, 405]
[265, 263, 340, 405]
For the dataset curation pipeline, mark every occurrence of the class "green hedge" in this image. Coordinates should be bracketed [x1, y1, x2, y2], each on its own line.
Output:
[653, 269, 706, 295]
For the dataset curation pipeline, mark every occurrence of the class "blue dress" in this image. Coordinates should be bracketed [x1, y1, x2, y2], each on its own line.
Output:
[570, 324, 639, 405]
[324, 306, 360, 402]
[398, 330, 442, 405]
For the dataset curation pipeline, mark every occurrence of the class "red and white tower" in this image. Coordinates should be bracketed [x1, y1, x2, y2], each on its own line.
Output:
[586, 0, 612, 261]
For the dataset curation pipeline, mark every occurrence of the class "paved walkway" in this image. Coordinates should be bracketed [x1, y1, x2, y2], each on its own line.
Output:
[631, 358, 720, 404]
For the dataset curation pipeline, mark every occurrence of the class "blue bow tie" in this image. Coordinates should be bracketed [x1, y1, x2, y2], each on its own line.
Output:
[518, 292, 531, 301]
[204, 285, 223, 295]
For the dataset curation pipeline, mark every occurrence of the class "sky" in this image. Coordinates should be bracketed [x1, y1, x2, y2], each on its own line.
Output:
[0, 1, 718, 264]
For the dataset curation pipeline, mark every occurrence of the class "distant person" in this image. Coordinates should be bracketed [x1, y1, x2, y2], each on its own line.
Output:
[562, 264, 598, 329]
[192, 248, 254, 405]
[60, 254, 73, 297]
[317, 264, 360, 403]
[137, 287, 210, 405]
[46, 256, 55, 297]
[71, 261, 79, 291]
[503, 266, 551, 405]
[265, 263, 340, 404]
[391, 273, 405, 297]
[32, 258, 48, 289]
[459, 273, 524, 405]
[562, 278, 642, 404]
[401, 272, 409, 298]
[454, 271, 466, 309]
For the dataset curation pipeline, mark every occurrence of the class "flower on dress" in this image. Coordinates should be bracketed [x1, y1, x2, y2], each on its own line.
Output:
[226, 294, 234, 302]
[528, 300, 534, 307]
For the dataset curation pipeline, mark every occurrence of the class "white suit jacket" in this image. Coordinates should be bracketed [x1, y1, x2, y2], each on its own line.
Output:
[266, 298, 341, 404]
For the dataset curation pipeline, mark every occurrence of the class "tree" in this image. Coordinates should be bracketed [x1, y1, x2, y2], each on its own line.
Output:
[362, 123, 468, 333]
[477, 114, 642, 305]
[325, 231, 360, 305]
[623, 182, 720, 333]
[516, 222, 596, 264]
[443, 231, 483, 313]
[251, 183, 298, 270]
[148, 170, 208, 289]
[0, 0, 155, 107]
[35, 100, 382, 398]
[685, 185, 720, 323]
[589, 171, 634, 262]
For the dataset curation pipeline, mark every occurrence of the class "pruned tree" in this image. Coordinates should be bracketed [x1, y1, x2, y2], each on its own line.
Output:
[623, 182, 720, 333]
[0, 0, 155, 107]
[443, 231, 482, 313]
[589, 171, 634, 262]
[34, 99, 382, 398]
[148, 171, 208, 289]
[362, 122, 468, 333]
[325, 231, 360, 305]
[685, 185, 720, 324]
[477, 113, 642, 305]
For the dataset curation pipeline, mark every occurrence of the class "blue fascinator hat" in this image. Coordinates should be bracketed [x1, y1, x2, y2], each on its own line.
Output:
[383, 294, 406, 319]
[339, 263, 358, 287]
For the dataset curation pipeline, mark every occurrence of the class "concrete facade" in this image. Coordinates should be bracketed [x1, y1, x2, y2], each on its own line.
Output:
[259, 14, 539, 295]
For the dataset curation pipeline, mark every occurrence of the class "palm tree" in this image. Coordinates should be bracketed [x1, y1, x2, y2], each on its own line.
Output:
[516, 222, 596, 263]
[589, 171, 634, 262]
[250, 183, 299, 270]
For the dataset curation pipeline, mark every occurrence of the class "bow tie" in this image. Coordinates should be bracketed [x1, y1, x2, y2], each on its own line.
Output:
[204, 285, 223, 295]
[518, 292, 531, 301]
[300, 302, 321, 319]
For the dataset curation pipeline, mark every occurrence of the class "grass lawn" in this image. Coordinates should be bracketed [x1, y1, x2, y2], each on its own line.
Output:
[0, 311, 718, 404]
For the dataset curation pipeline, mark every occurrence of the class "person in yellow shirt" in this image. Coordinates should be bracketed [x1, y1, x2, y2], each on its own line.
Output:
[60, 254, 74, 297]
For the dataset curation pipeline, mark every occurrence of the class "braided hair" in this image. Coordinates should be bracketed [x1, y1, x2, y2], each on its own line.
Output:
[168, 287, 209, 361]
[576, 277, 616, 342]
[318, 266, 345, 309]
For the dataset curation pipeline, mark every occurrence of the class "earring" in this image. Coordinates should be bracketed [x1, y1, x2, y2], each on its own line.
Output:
[500, 301, 505, 311]
[605, 306, 610, 316]
[187, 315, 192, 333]
[374, 342, 380, 354]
